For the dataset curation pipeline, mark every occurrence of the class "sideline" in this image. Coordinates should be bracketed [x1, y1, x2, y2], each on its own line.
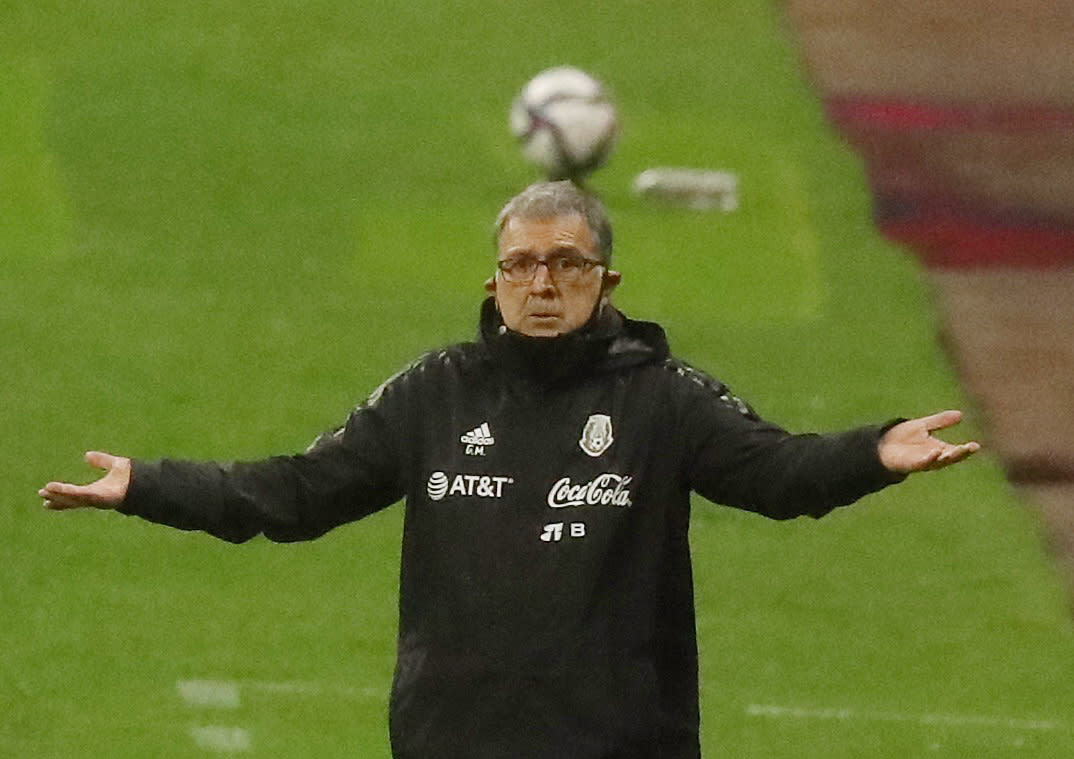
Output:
[177, 678, 384, 754]
[746, 702, 1066, 733]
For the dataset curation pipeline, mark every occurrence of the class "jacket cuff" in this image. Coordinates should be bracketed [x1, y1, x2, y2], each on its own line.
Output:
[117, 458, 156, 516]
[875, 418, 910, 484]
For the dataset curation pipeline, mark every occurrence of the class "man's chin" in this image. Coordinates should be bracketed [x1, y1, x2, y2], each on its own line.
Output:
[520, 316, 565, 337]
[522, 327, 564, 338]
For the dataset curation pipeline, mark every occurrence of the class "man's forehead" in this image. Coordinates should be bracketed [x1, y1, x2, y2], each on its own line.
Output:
[498, 213, 596, 254]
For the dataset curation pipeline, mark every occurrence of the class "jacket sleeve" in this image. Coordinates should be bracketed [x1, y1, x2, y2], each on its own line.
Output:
[678, 370, 904, 520]
[118, 382, 406, 544]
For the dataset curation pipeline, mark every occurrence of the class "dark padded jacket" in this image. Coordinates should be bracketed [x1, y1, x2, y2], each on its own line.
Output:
[120, 299, 901, 759]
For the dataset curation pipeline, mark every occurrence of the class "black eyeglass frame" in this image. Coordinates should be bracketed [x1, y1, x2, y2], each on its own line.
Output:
[496, 253, 605, 284]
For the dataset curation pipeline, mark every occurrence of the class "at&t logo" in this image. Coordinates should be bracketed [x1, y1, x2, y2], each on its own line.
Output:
[426, 471, 514, 501]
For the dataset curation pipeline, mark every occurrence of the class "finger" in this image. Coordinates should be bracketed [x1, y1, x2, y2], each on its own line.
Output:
[40, 481, 93, 498]
[84, 450, 118, 470]
[40, 482, 112, 508]
[44, 482, 117, 507]
[936, 442, 981, 466]
[916, 447, 944, 470]
[917, 410, 963, 433]
[41, 492, 85, 510]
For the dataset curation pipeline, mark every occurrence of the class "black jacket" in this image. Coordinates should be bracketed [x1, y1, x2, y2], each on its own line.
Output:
[121, 299, 900, 758]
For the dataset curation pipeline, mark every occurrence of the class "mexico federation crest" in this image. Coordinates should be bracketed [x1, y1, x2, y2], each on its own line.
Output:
[579, 414, 614, 457]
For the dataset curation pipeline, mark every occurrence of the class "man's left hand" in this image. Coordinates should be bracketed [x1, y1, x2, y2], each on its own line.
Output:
[879, 410, 981, 475]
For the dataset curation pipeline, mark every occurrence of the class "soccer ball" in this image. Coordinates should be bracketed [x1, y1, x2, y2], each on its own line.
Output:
[509, 66, 618, 182]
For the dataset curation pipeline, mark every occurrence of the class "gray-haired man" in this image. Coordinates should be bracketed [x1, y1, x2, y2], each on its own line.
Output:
[42, 180, 978, 758]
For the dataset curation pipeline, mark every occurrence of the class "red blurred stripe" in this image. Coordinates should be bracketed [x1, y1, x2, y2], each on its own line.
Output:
[823, 95, 1074, 267]
[826, 97, 1074, 132]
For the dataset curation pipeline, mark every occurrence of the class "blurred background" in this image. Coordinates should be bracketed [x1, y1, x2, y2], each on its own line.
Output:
[787, 0, 1074, 595]
[4, 1, 1073, 757]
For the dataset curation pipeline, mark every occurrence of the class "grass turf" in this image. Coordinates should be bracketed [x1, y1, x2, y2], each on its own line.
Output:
[4, 1, 1073, 756]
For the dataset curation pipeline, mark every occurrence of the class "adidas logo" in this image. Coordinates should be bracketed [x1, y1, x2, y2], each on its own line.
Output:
[461, 422, 495, 447]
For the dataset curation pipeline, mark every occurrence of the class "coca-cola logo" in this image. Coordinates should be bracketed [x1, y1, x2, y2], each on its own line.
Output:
[547, 473, 633, 509]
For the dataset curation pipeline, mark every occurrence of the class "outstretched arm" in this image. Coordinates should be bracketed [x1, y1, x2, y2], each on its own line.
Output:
[878, 410, 980, 475]
[683, 371, 982, 520]
[36, 362, 419, 542]
[40, 451, 131, 510]
[37, 402, 404, 543]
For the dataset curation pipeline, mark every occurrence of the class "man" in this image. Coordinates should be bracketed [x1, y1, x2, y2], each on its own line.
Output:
[40, 181, 979, 758]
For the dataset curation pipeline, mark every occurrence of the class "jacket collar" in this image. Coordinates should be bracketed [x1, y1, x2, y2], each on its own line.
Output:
[477, 297, 669, 385]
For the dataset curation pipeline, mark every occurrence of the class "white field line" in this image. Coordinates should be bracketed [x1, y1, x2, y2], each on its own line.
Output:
[242, 679, 382, 699]
[746, 703, 1065, 733]
[188, 725, 252, 753]
[775, 156, 826, 321]
[177, 679, 380, 755]
[177, 678, 382, 708]
[177, 680, 242, 709]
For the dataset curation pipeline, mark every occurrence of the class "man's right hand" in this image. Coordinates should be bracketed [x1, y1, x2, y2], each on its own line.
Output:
[39, 451, 132, 510]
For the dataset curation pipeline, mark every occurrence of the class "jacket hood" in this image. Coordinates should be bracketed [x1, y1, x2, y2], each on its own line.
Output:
[478, 296, 669, 385]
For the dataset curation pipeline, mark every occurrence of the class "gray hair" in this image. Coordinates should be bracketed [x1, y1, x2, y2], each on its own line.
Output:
[494, 181, 613, 264]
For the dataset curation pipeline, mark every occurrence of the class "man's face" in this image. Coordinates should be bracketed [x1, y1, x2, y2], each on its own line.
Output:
[486, 213, 620, 337]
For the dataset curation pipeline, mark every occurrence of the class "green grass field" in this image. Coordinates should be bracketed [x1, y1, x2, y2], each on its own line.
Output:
[4, 2, 1074, 756]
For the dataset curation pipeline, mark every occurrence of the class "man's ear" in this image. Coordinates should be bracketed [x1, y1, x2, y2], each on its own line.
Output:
[602, 269, 622, 297]
[483, 275, 497, 294]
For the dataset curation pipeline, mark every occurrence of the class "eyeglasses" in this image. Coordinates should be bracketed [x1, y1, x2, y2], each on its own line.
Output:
[496, 253, 604, 284]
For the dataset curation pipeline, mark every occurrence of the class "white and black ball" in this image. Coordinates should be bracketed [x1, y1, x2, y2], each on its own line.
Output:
[510, 66, 618, 182]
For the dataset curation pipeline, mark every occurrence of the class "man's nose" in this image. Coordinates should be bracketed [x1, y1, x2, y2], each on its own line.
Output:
[529, 261, 556, 290]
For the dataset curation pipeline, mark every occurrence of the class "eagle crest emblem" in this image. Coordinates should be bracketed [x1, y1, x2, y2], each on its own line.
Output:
[579, 414, 614, 457]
